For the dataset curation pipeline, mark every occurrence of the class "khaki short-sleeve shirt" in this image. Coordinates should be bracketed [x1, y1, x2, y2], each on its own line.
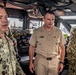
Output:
[29, 26, 65, 57]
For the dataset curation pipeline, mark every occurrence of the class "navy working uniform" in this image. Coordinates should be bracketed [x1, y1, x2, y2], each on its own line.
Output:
[0, 35, 23, 75]
[67, 27, 76, 75]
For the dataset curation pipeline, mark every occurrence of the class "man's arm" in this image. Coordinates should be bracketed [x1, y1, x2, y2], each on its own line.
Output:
[16, 61, 26, 75]
[29, 45, 35, 73]
[60, 45, 65, 62]
[59, 44, 65, 72]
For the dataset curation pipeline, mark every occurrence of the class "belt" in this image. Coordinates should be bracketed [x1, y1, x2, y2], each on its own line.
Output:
[36, 54, 55, 60]
[47, 57, 52, 60]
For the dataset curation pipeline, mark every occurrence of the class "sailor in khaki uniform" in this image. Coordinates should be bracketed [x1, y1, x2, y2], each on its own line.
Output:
[29, 10, 65, 75]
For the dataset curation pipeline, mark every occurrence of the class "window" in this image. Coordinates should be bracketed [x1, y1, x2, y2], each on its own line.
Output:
[29, 20, 44, 29]
[8, 18, 23, 30]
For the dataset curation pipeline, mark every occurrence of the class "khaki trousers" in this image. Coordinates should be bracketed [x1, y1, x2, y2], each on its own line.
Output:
[34, 54, 59, 75]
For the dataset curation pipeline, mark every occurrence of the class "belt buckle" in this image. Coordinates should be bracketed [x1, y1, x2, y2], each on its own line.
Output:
[47, 57, 52, 60]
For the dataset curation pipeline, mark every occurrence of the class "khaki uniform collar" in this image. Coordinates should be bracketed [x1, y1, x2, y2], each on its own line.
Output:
[42, 25, 55, 32]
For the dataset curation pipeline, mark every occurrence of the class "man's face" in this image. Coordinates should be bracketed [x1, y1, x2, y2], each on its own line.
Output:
[0, 8, 8, 33]
[43, 13, 55, 28]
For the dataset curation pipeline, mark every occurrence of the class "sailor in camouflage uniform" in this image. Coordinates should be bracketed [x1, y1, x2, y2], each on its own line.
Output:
[67, 27, 76, 75]
[0, 5, 25, 75]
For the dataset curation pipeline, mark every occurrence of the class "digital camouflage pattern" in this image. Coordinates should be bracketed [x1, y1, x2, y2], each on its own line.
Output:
[0, 35, 23, 75]
[67, 27, 76, 75]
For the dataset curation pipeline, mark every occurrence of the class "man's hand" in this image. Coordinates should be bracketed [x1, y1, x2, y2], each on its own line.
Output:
[29, 63, 34, 73]
[59, 63, 64, 73]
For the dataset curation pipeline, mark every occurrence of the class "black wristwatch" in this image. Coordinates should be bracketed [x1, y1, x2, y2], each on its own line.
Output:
[59, 61, 64, 65]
